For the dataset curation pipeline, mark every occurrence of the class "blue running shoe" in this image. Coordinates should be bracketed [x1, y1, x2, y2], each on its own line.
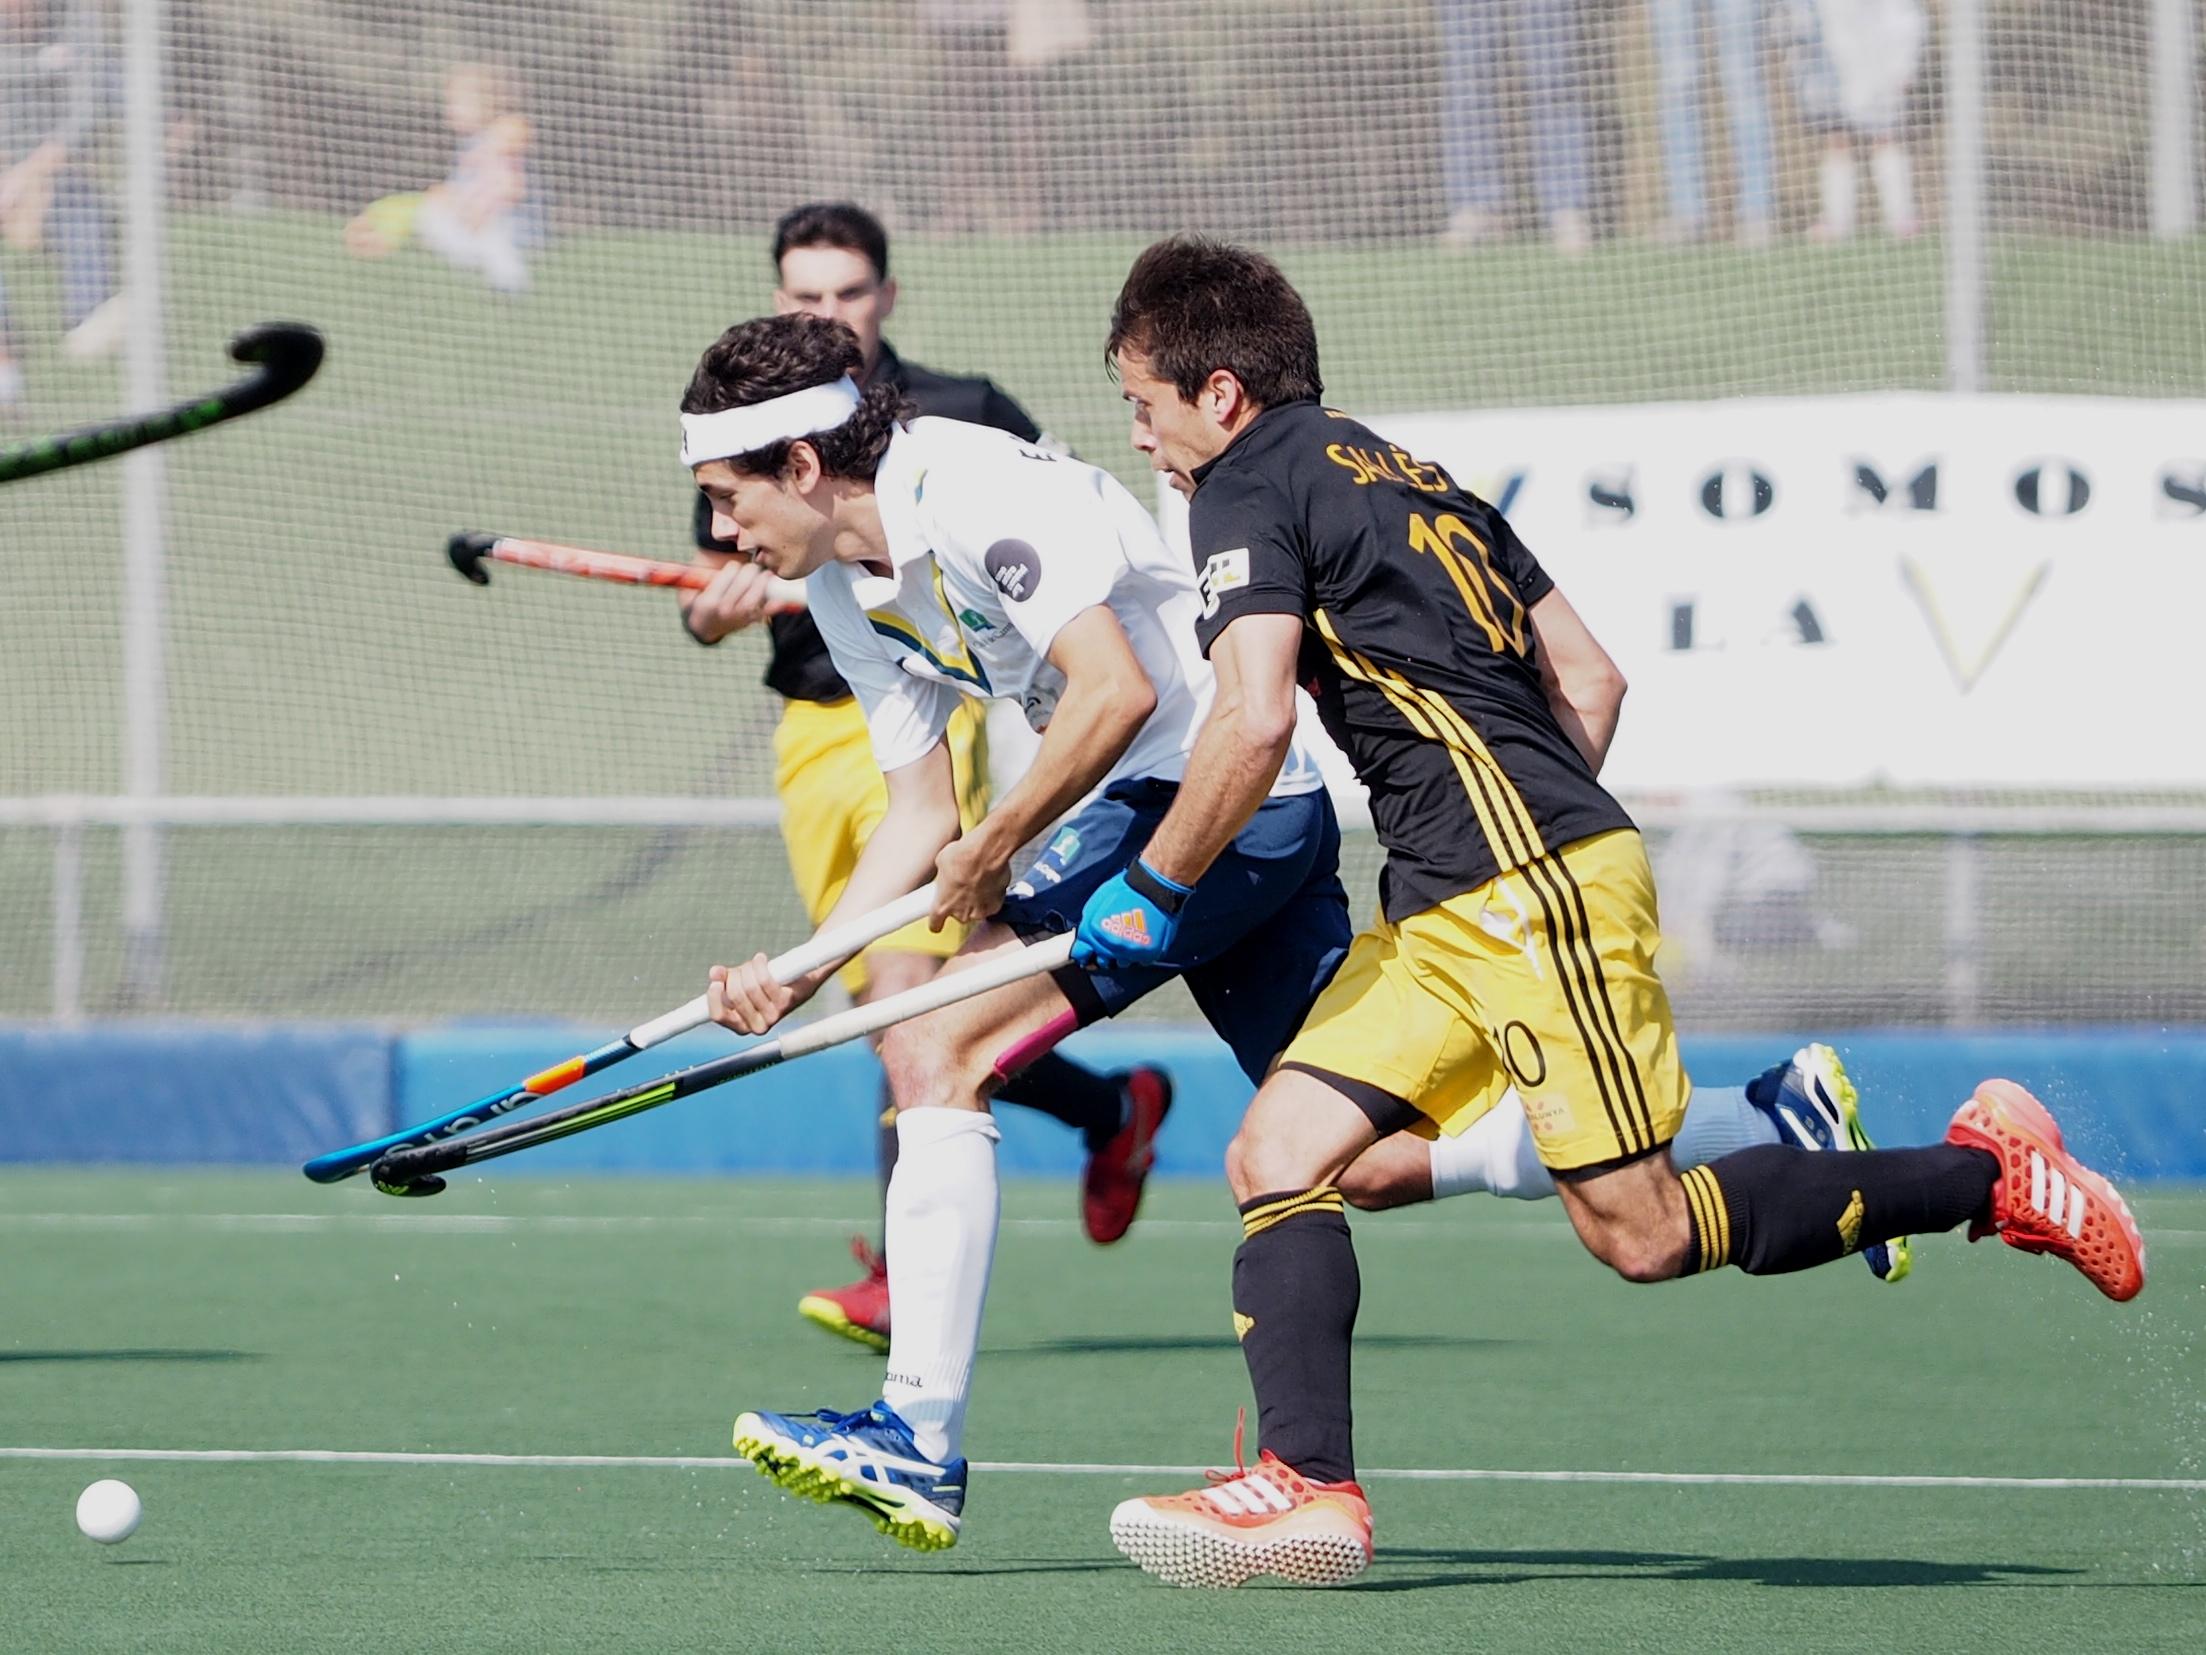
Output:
[732, 1402, 965, 1551]
[1746, 1043, 1913, 1285]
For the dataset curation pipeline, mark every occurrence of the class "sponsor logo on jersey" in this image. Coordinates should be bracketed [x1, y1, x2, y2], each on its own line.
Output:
[985, 538, 1043, 601]
[1197, 547, 1250, 617]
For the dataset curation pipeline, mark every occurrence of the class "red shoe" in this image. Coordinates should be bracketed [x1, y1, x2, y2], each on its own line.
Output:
[1083, 1067, 1173, 1244]
[796, 1235, 891, 1351]
[1110, 1420, 1373, 1588]
[1946, 1080, 2146, 1302]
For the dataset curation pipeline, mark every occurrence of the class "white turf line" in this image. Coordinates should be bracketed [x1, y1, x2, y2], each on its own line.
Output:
[2, 1212, 2202, 1243]
[0, 1446, 2197, 1491]
[0, 1212, 1564, 1240]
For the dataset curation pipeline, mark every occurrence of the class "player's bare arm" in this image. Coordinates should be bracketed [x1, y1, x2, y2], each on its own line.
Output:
[932, 604, 1158, 927]
[1136, 612, 1305, 888]
[709, 737, 962, 1035]
[1526, 585, 1628, 775]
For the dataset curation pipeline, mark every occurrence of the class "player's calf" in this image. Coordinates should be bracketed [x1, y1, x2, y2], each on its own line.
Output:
[878, 1013, 994, 1116]
[1334, 1131, 1434, 1211]
[1550, 1151, 1696, 1283]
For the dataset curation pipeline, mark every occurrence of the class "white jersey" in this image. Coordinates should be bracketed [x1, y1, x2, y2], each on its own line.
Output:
[808, 417, 1326, 799]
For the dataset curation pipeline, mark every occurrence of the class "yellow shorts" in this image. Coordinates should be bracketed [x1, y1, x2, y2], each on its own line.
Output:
[773, 695, 990, 995]
[1279, 828, 1691, 1175]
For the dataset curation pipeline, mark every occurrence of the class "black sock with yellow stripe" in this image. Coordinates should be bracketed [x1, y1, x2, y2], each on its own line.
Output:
[1682, 1145, 1999, 1275]
[1233, 1186, 1359, 1485]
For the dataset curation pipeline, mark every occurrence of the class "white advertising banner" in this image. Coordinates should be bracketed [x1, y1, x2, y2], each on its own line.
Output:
[1161, 394, 2206, 790]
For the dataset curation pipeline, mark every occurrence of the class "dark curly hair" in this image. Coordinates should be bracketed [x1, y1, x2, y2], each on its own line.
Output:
[1107, 236, 1322, 408]
[681, 314, 912, 479]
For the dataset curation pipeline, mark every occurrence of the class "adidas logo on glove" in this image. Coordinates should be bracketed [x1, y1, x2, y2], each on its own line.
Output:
[1099, 909, 1153, 947]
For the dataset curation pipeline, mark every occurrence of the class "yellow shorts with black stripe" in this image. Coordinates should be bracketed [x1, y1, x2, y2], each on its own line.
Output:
[773, 695, 990, 995]
[1279, 828, 1690, 1175]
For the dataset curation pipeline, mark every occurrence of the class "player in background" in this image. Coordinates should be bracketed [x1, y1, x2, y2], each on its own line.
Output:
[684, 313, 1352, 1554]
[679, 203, 1170, 1352]
[1081, 237, 2147, 1588]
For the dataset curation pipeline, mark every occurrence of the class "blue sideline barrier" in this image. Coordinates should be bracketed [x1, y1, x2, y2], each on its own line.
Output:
[0, 1022, 391, 1165]
[3, 1022, 2201, 1181]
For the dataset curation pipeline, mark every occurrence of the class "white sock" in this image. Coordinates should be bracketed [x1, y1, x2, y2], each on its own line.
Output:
[879, 1108, 1001, 1465]
[1428, 1085, 1778, 1201]
[1429, 1090, 1544, 1200]
[1870, 143, 1916, 234]
[1668, 1084, 1781, 1169]
[1819, 147, 1857, 237]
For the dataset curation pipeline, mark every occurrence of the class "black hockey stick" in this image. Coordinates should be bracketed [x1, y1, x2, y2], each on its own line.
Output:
[366, 933, 1074, 1196]
[0, 322, 324, 484]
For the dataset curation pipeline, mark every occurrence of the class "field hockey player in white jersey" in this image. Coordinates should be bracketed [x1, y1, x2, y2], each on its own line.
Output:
[682, 313, 1351, 1552]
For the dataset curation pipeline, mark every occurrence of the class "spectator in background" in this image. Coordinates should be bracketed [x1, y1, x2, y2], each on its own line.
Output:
[0, 0, 123, 409]
[921, 0, 1018, 234]
[1785, 0, 1926, 241]
[1437, 0, 1593, 255]
[344, 62, 539, 294]
[1648, 0, 1777, 246]
[919, 0, 1092, 234]
[1005, 0, 1092, 230]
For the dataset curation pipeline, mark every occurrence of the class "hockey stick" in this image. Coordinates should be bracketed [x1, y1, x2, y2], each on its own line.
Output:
[446, 530, 807, 612]
[367, 932, 1075, 1195]
[301, 883, 941, 1184]
[0, 322, 323, 484]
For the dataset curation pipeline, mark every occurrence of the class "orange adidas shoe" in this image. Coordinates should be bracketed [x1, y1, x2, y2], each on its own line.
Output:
[796, 1235, 891, 1352]
[1110, 1430, 1372, 1588]
[1946, 1080, 2146, 1302]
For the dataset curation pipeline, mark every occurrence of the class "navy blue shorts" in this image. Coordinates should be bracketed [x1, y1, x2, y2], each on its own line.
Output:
[996, 779, 1350, 1083]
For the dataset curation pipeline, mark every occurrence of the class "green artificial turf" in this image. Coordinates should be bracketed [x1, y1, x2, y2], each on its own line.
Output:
[3, 1170, 2201, 1651]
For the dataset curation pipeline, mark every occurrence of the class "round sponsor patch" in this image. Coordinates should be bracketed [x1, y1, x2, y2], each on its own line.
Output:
[984, 539, 1042, 602]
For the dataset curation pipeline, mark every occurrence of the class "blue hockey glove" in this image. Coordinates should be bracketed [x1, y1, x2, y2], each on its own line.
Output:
[1071, 858, 1195, 970]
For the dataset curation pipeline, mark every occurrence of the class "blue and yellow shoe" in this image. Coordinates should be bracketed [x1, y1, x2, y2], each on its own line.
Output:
[1746, 1042, 1914, 1284]
[732, 1402, 964, 1551]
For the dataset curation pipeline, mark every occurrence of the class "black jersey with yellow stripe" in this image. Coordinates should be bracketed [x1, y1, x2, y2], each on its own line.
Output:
[1187, 399, 1633, 921]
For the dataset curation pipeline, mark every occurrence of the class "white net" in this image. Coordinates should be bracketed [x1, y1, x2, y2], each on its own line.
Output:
[2, 0, 2202, 1025]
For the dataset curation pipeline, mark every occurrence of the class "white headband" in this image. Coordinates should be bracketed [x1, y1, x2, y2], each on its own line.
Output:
[680, 376, 863, 468]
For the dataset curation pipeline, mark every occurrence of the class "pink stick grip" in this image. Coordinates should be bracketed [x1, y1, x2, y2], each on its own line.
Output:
[990, 1008, 1080, 1085]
